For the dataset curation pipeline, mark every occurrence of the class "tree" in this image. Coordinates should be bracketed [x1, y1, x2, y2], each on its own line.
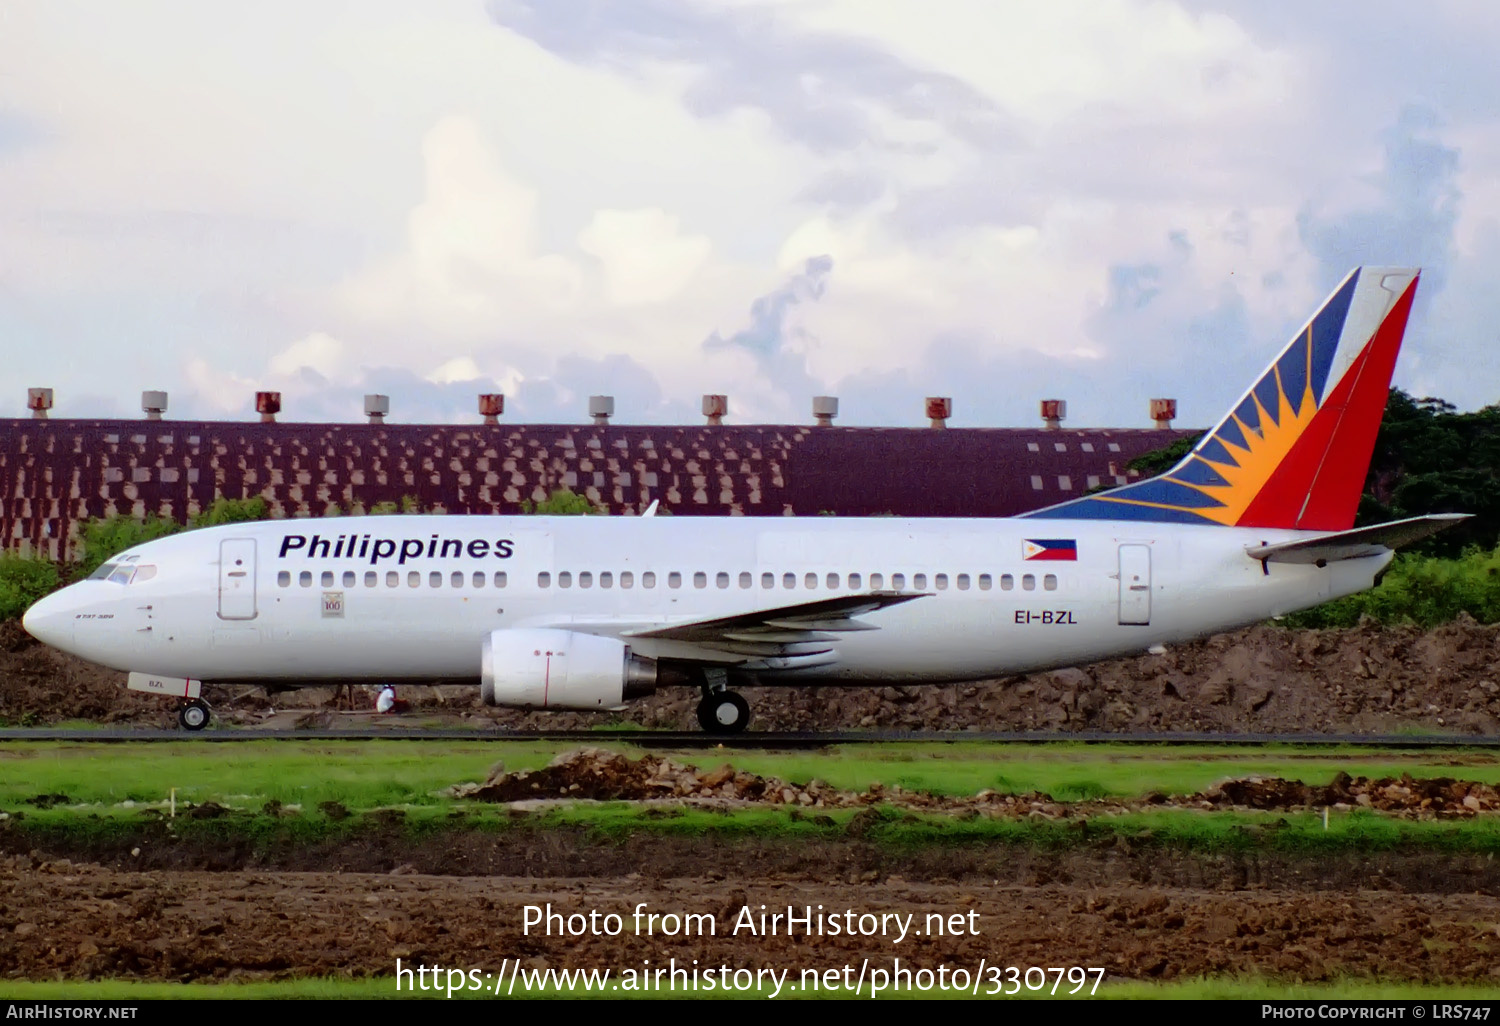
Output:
[75, 514, 182, 581]
[520, 488, 602, 515]
[190, 497, 269, 528]
[0, 553, 59, 621]
[1126, 433, 1202, 476]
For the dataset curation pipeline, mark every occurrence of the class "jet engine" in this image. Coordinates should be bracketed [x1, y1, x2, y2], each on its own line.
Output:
[480, 628, 657, 710]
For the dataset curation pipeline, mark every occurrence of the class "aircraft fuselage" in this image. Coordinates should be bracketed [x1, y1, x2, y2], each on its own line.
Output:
[23, 514, 1389, 687]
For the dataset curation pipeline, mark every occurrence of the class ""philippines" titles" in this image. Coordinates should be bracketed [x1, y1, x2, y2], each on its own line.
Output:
[278, 533, 515, 566]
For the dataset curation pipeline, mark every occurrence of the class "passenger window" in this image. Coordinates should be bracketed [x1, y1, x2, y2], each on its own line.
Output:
[762, 572, 775, 589]
[386, 571, 399, 588]
[1001, 573, 1014, 591]
[537, 572, 551, 588]
[642, 571, 656, 588]
[300, 571, 313, 588]
[870, 573, 884, 589]
[600, 572, 613, 589]
[621, 571, 634, 589]
[579, 571, 593, 589]
[408, 571, 420, 588]
[891, 573, 905, 590]
[783, 573, 796, 589]
[848, 572, 861, 589]
[321, 571, 334, 588]
[494, 572, 507, 588]
[429, 572, 442, 588]
[277, 571, 291, 588]
[935, 573, 948, 590]
[343, 571, 356, 588]
[1022, 574, 1036, 591]
[451, 572, 464, 588]
[668, 572, 682, 589]
[1044, 574, 1058, 591]
[472, 572, 485, 588]
[805, 572, 817, 589]
[827, 572, 839, 589]
[979, 573, 993, 591]
[716, 572, 730, 589]
[694, 571, 707, 589]
[739, 572, 752, 589]
[913, 573, 926, 590]
[957, 574, 970, 591]
[558, 571, 572, 588]
[365, 571, 377, 588]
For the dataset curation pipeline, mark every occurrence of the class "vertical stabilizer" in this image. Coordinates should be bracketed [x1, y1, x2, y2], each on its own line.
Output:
[1025, 267, 1420, 530]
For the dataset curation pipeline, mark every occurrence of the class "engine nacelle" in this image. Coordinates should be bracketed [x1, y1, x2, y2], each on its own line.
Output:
[480, 628, 657, 710]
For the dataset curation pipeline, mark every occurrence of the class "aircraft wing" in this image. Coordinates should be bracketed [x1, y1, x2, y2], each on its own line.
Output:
[620, 591, 928, 668]
[1244, 513, 1470, 565]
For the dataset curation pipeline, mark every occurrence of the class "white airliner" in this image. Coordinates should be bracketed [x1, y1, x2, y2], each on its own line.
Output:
[22, 267, 1465, 732]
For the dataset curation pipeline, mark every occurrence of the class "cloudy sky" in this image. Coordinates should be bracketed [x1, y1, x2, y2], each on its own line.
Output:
[1, 0, 1497, 428]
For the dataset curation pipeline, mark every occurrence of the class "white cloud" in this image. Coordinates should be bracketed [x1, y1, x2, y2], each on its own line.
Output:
[426, 356, 484, 385]
[578, 209, 712, 305]
[0, 1, 1492, 424]
[269, 333, 347, 380]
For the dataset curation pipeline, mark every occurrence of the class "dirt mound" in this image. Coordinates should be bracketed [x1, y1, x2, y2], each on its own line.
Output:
[457, 747, 846, 806]
[1198, 773, 1500, 815]
[454, 750, 1500, 820]
[0, 621, 168, 726]
[5, 615, 1500, 735]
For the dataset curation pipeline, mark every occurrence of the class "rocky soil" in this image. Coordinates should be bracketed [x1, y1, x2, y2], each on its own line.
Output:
[460, 747, 1500, 818]
[2, 858, 1500, 984]
[5, 615, 1500, 734]
[7, 618, 1500, 990]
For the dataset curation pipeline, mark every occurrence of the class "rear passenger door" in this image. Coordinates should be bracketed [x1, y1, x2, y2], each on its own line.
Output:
[1117, 544, 1151, 626]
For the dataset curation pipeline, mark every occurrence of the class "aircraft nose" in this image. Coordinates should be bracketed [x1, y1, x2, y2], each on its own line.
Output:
[22, 590, 73, 649]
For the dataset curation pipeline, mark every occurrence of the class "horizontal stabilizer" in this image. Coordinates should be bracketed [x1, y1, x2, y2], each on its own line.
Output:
[1244, 514, 1471, 565]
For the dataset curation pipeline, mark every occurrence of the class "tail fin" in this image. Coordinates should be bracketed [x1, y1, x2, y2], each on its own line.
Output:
[1025, 266, 1420, 530]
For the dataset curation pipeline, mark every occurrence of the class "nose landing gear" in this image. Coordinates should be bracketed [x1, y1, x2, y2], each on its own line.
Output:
[177, 698, 211, 731]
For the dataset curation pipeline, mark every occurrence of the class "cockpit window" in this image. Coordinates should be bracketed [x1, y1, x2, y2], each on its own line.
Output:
[90, 562, 156, 585]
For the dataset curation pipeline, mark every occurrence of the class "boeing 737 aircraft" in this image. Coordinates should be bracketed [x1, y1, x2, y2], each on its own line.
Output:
[22, 266, 1467, 732]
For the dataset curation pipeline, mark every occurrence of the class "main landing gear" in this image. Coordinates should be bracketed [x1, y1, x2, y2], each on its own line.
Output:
[695, 668, 750, 735]
[177, 698, 211, 731]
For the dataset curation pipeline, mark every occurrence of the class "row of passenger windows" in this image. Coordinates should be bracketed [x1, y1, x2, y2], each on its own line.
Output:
[276, 569, 1060, 592]
[279, 569, 511, 590]
[538, 570, 1056, 591]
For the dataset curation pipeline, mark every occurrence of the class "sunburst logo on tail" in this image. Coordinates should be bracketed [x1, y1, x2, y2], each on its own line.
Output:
[1024, 267, 1419, 531]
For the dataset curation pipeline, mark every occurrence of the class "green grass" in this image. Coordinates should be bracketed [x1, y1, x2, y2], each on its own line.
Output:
[4, 740, 1500, 815]
[10, 790, 1500, 858]
[4, 975, 1500, 1000]
[0, 740, 563, 810]
[706, 741, 1500, 800]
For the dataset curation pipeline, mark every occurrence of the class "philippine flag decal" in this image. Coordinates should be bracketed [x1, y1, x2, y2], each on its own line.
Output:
[1023, 539, 1078, 561]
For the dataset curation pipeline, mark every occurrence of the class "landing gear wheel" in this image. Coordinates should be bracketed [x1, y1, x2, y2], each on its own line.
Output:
[178, 699, 210, 731]
[696, 691, 750, 735]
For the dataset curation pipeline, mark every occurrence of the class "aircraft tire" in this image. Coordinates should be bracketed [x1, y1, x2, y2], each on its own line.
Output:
[178, 700, 210, 731]
[696, 691, 750, 734]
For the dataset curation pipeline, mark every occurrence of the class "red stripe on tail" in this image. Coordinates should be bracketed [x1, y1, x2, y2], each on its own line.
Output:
[1237, 276, 1418, 531]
